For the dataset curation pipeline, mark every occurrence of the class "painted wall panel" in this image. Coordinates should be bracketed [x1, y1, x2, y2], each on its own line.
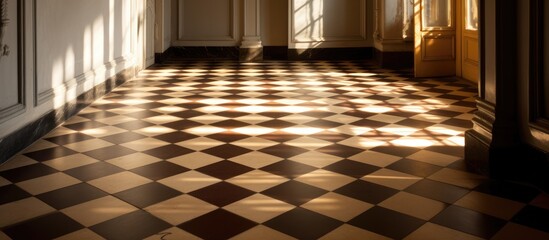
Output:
[290, 0, 372, 48]
[0, 0, 22, 114]
[261, 0, 288, 46]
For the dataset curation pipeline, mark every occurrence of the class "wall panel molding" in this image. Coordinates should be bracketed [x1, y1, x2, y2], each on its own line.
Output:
[289, 0, 369, 49]
[175, 0, 239, 46]
[0, 0, 26, 123]
[529, 0, 549, 133]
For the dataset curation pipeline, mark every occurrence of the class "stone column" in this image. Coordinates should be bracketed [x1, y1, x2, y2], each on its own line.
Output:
[373, 0, 413, 67]
[240, 0, 262, 61]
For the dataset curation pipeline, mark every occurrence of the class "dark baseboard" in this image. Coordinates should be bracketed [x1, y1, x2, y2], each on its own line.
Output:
[158, 46, 374, 62]
[0, 67, 136, 164]
[288, 47, 373, 60]
[374, 49, 414, 68]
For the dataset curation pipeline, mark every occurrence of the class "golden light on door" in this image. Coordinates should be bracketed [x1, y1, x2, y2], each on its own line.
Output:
[414, 0, 457, 77]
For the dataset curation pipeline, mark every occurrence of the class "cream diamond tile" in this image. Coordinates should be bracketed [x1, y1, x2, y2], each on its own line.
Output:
[95, 115, 137, 125]
[362, 169, 422, 190]
[168, 152, 223, 169]
[144, 228, 201, 240]
[22, 140, 59, 153]
[0, 197, 55, 227]
[78, 107, 102, 115]
[390, 137, 437, 148]
[323, 114, 361, 124]
[197, 98, 233, 105]
[289, 151, 343, 168]
[185, 126, 227, 136]
[157, 98, 192, 106]
[232, 126, 277, 136]
[176, 137, 225, 151]
[426, 124, 467, 136]
[0, 155, 38, 171]
[55, 228, 106, 240]
[43, 154, 98, 171]
[231, 137, 279, 151]
[106, 152, 161, 170]
[158, 171, 221, 193]
[235, 99, 270, 105]
[454, 191, 525, 220]
[337, 137, 386, 149]
[302, 192, 373, 222]
[281, 126, 324, 135]
[233, 114, 273, 125]
[64, 139, 114, 152]
[226, 170, 289, 192]
[145, 195, 217, 225]
[428, 168, 486, 189]
[320, 224, 392, 240]
[107, 106, 144, 115]
[81, 126, 127, 138]
[133, 126, 177, 137]
[121, 138, 171, 151]
[229, 152, 283, 169]
[144, 115, 183, 125]
[119, 98, 153, 106]
[152, 106, 188, 114]
[379, 192, 446, 220]
[404, 222, 483, 240]
[88, 172, 152, 194]
[44, 127, 77, 138]
[61, 196, 137, 227]
[349, 151, 402, 167]
[17, 172, 80, 195]
[377, 124, 419, 136]
[285, 137, 332, 150]
[278, 114, 316, 124]
[328, 126, 373, 136]
[65, 116, 91, 124]
[230, 225, 297, 240]
[407, 150, 462, 167]
[224, 194, 295, 223]
[295, 170, 355, 191]
[410, 114, 450, 123]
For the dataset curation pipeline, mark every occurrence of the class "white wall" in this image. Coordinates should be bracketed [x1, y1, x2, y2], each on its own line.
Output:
[0, 0, 146, 139]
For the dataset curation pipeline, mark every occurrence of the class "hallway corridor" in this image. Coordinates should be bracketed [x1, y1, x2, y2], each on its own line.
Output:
[1, 60, 548, 239]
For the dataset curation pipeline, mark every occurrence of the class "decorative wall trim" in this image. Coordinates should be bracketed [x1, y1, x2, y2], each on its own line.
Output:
[0, 0, 11, 58]
[0, 0, 25, 124]
[0, 67, 136, 164]
[177, 0, 238, 46]
[289, 0, 369, 49]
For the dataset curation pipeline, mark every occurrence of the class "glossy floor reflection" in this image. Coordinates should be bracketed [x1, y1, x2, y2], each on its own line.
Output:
[1, 60, 548, 239]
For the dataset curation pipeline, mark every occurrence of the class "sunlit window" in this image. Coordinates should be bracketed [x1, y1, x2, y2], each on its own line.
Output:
[465, 0, 479, 31]
[422, 0, 453, 29]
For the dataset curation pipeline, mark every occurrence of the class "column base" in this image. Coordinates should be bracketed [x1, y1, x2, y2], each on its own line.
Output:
[239, 47, 263, 62]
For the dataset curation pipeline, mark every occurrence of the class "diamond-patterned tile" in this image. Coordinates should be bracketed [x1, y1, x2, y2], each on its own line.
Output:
[4, 60, 545, 240]
[3, 212, 84, 240]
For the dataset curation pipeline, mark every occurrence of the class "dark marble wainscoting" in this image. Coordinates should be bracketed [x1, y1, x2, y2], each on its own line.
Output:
[0, 68, 136, 164]
[288, 47, 374, 60]
[374, 49, 414, 68]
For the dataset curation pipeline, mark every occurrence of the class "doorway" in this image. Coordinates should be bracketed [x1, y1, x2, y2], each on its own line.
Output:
[414, 0, 479, 82]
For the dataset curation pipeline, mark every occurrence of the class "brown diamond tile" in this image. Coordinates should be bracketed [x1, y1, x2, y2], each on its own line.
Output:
[100, 132, 147, 144]
[196, 161, 253, 180]
[334, 180, 399, 204]
[64, 121, 108, 131]
[261, 180, 327, 206]
[260, 160, 317, 179]
[114, 182, 182, 208]
[265, 207, 342, 240]
[91, 210, 171, 240]
[45, 133, 95, 145]
[316, 144, 364, 158]
[3, 212, 84, 240]
[153, 131, 200, 143]
[201, 144, 253, 159]
[143, 145, 195, 159]
[36, 183, 108, 210]
[189, 182, 255, 207]
[323, 160, 380, 178]
[65, 162, 124, 181]
[432, 205, 507, 239]
[349, 206, 425, 239]
[162, 120, 203, 130]
[0, 164, 58, 183]
[84, 145, 136, 161]
[259, 144, 309, 159]
[131, 161, 189, 181]
[24, 147, 78, 162]
[178, 209, 257, 240]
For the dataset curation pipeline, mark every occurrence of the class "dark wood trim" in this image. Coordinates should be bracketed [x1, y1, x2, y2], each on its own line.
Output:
[529, 0, 549, 132]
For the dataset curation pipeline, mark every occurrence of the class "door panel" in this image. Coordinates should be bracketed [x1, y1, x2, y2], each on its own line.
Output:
[414, 0, 457, 77]
[461, 0, 479, 82]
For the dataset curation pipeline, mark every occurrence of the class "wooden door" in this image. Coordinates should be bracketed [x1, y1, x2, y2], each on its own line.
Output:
[460, 0, 479, 82]
[414, 0, 457, 77]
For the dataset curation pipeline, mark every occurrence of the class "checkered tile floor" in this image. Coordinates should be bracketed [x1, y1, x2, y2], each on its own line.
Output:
[1, 60, 549, 240]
